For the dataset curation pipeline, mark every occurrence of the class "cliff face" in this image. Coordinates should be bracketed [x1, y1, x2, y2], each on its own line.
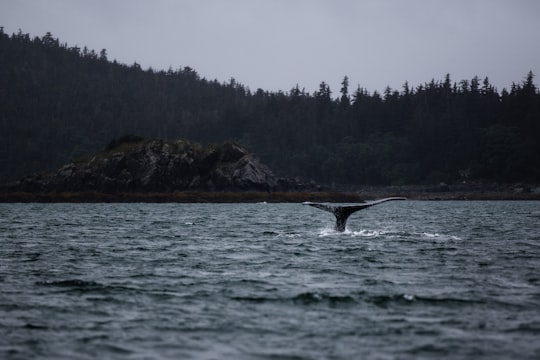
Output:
[12, 138, 297, 192]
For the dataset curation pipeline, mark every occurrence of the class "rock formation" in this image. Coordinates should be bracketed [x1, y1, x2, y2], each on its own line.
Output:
[11, 137, 304, 192]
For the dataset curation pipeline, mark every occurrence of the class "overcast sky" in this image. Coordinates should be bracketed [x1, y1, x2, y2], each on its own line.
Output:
[1, 0, 539, 94]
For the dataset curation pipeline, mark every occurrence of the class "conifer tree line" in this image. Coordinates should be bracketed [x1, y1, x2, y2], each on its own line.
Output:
[1, 29, 539, 185]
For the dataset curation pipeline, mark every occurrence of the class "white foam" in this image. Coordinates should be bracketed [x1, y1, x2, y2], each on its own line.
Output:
[351, 229, 385, 237]
[317, 228, 461, 241]
[421, 232, 461, 241]
[276, 233, 302, 238]
[403, 294, 415, 301]
[318, 227, 386, 238]
[318, 226, 341, 237]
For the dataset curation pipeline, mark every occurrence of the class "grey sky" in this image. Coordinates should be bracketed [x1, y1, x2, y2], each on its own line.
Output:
[1, 0, 539, 94]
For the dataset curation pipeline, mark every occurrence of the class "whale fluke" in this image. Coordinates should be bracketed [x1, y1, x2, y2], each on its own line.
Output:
[303, 197, 406, 232]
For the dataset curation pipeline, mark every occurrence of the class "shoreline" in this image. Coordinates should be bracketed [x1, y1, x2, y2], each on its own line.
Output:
[1, 190, 539, 203]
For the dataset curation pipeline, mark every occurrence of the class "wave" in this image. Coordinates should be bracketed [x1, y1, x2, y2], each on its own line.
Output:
[37, 279, 104, 289]
[232, 291, 357, 307]
[232, 291, 487, 309]
[275, 233, 303, 239]
[261, 230, 303, 239]
[504, 322, 540, 334]
[23, 323, 49, 330]
[291, 292, 356, 306]
[368, 293, 486, 308]
[35, 279, 138, 295]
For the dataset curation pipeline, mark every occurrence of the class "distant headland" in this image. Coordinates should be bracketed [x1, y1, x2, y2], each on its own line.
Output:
[1, 136, 314, 194]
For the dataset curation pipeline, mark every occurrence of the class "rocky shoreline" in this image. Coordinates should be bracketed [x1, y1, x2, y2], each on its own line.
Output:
[3, 137, 314, 194]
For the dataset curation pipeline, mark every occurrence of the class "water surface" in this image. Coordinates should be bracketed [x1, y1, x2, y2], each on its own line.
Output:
[1, 201, 539, 359]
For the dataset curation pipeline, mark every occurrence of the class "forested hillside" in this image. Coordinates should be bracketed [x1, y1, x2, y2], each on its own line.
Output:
[1, 29, 539, 185]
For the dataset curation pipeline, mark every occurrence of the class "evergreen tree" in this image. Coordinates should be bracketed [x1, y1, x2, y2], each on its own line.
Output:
[340, 76, 350, 106]
[0, 31, 539, 185]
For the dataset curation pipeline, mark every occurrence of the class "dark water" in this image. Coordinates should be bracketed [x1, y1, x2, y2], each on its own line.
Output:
[1, 201, 539, 359]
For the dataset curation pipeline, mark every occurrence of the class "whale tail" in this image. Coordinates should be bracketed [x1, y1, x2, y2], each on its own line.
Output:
[303, 197, 406, 232]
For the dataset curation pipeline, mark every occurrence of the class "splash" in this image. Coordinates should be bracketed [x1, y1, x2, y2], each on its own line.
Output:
[318, 227, 385, 237]
[317, 227, 461, 241]
[351, 229, 386, 237]
[318, 226, 345, 237]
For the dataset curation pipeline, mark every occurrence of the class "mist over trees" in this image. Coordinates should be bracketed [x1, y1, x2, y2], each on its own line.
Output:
[1, 29, 539, 185]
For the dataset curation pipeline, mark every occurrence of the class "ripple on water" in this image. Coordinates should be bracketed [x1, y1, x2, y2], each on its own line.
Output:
[1, 202, 539, 359]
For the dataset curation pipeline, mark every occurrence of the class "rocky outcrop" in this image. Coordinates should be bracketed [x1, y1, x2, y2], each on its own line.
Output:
[11, 138, 305, 192]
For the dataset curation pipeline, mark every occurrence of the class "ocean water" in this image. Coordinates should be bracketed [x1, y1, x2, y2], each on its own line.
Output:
[0, 201, 539, 359]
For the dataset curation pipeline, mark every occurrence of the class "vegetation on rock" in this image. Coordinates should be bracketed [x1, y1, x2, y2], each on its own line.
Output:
[11, 137, 305, 192]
